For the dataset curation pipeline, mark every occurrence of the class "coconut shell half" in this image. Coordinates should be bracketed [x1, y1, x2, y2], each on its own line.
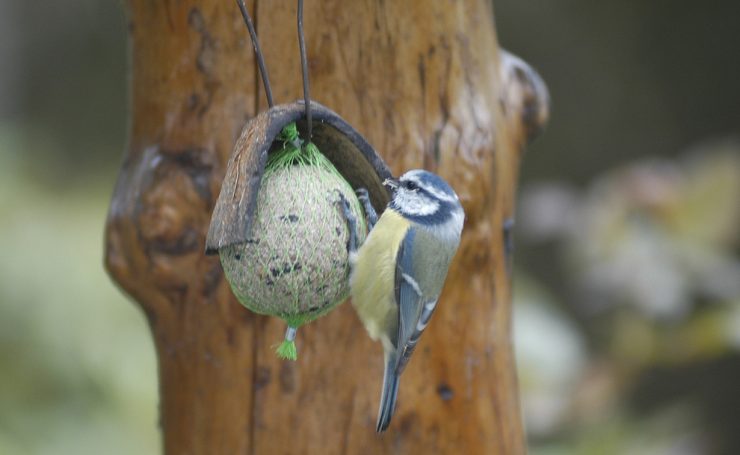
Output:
[206, 101, 392, 255]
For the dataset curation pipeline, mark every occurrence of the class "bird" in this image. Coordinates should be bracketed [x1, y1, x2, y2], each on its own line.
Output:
[337, 169, 465, 432]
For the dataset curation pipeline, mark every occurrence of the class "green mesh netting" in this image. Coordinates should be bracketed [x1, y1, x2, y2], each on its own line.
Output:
[219, 123, 366, 359]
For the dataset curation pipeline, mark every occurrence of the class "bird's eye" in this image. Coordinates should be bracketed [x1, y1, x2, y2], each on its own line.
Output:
[404, 181, 418, 191]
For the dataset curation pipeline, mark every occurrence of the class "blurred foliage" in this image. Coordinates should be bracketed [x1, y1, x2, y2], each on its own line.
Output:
[0, 0, 738, 454]
[495, 2, 740, 451]
[0, 128, 159, 454]
[515, 146, 740, 454]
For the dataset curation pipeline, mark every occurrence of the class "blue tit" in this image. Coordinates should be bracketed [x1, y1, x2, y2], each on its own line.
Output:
[338, 170, 465, 432]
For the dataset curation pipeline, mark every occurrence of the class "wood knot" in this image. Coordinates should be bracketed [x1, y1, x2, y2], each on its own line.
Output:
[437, 383, 454, 401]
[136, 148, 215, 257]
[499, 50, 550, 145]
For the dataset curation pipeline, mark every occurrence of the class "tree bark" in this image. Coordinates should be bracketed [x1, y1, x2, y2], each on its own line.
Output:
[105, 1, 549, 454]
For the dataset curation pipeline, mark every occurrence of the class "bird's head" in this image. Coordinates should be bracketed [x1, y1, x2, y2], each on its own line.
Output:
[384, 170, 464, 232]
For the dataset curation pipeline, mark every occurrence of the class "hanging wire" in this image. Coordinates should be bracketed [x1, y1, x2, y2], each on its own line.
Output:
[297, 0, 312, 141]
[236, 0, 274, 108]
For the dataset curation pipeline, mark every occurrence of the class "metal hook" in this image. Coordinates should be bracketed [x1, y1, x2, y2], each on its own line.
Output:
[297, 0, 312, 141]
[236, 0, 274, 108]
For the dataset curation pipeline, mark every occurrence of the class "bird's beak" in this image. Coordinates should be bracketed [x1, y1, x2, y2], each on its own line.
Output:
[383, 178, 400, 192]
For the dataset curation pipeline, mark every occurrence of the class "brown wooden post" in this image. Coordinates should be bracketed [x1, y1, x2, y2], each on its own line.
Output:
[105, 1, 549, 454]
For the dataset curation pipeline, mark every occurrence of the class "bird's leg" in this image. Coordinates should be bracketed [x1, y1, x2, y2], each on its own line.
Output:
[355, 188, 378, 230]
[334, 190, 360, 254]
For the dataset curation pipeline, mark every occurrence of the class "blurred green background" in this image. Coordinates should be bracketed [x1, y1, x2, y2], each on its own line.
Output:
[0, 1, 738, 454]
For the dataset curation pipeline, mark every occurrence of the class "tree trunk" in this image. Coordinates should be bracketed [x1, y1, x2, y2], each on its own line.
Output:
[105, 1, 549, 454]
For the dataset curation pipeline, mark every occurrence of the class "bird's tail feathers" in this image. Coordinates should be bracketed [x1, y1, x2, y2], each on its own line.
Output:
[376, 353, 400, 432]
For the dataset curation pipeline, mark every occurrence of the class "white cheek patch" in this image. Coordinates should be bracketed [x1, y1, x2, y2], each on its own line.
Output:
[395, 189, 439, 216]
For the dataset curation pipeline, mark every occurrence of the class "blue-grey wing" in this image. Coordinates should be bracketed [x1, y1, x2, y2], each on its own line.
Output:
[394, 227, 439, 375]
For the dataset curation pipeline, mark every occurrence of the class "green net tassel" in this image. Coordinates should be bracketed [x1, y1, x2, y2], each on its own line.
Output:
[275, 326, 298, 361]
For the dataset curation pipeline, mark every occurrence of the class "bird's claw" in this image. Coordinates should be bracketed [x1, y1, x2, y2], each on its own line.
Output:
[355, 187, 378, 230]
[331, 189, 352, 217]
[356, 187, 369, 201]
[331, 189, 359, 254]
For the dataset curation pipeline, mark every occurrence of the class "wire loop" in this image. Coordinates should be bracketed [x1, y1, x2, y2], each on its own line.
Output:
[236, 0, 274, 107]
[297, 0, 312, 141]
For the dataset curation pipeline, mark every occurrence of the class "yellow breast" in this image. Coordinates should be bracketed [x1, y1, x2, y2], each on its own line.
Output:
[349, 209, 410, 350]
